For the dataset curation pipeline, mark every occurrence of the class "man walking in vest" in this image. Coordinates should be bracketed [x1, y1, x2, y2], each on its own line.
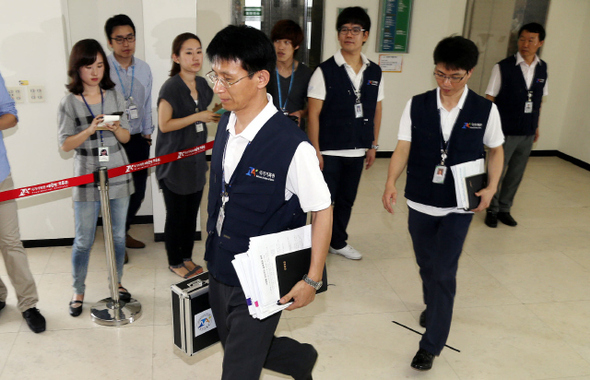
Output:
[307, 6, 383, 260]
[484, 22, 548, 228]
[382, 37, 504, 371]
[205, 25, 332, 380]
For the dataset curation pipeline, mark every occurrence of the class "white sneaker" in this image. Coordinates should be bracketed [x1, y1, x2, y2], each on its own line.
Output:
[329, 244, 362, 260]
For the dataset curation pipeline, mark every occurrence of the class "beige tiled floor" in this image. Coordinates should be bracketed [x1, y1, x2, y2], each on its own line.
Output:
[1, 156, 590, 379]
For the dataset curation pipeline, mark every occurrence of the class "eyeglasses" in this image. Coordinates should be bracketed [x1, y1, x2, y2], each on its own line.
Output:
[112, 35, 136, 44]
[338, 27, 366, 36]
[206, 70, 254, 89]
[433, 71, 468, 83]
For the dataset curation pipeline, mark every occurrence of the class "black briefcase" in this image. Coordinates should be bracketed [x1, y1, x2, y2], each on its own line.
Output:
[170, 271, 219, 355]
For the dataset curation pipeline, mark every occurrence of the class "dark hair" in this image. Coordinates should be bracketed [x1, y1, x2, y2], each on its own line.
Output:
[104, 14, 136, 41]
[169, 33, 202, 77]
[337, 6, 371, 32]
[433, 36, 479, 72]
[66, 39, 115, 95]
[518, 22, 546, 41]
[271, 20, 304, 48]
[207, 25, 276, 76]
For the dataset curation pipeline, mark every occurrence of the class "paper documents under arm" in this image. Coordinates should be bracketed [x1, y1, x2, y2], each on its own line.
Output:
[231, 225, 321, 320]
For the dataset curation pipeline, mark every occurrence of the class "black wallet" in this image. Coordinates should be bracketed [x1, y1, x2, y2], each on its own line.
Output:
[275, 248, 328, 296]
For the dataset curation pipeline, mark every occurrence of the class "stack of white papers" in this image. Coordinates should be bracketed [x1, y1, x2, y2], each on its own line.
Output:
[450, 158, 485, 209]
[232, 225, 312, 320]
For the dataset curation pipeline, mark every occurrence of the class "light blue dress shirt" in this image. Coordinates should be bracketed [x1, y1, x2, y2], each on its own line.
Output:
[107, 54, 154, 136]
[0, 72, 18, 183]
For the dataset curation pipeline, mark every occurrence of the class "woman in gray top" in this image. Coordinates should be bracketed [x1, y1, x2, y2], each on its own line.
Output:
[156, 33, 219, 279]
[58, 39, 134, 317]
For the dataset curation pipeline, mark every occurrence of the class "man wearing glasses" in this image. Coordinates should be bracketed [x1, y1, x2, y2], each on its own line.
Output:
[205, 25, 332, 379]
[105, 14, 154, 254]
[382, 36, 504, 371]
[308, 6, 383, 261]
[484, 23, 548, 228]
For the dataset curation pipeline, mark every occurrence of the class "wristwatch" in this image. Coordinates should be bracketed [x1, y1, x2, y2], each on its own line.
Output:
[302, 274, 323, 291]
[371, 144, 379, 150]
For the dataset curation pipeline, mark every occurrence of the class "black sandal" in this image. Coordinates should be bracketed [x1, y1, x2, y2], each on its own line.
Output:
[118, 286, 132, 303]
[69, 300, 83, 317]
[169, 264, 202, 279]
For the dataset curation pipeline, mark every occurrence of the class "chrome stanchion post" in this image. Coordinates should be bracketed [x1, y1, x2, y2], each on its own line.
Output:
[91, 167, 142, 326]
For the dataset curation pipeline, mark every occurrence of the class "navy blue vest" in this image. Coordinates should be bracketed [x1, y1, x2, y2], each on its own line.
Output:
[495, 55, 548, 136]
[318, 57, 381, 150]
[205, 112, 308, 286]
[405, 89, 491, 207]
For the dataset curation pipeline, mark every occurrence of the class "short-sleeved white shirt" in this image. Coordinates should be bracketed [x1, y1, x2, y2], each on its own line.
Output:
[397, 86, 505, 216]
[224, 94, 331, 213]
[307, 50, 385, 157]
[485, 52, 549, 97]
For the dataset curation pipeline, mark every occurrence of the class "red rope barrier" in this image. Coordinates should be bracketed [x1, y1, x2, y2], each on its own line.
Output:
[0, 140, 215, 203]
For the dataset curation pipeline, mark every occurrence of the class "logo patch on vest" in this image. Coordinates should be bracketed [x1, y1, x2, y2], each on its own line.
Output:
[462, 122, 483, 129]
[246, 167, 276, 182]
[536, 78, 545, 83]
[367, 80, 379, 86]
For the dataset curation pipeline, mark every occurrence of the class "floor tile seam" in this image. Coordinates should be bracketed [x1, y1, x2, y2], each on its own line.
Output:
[0, 332, 17, 379]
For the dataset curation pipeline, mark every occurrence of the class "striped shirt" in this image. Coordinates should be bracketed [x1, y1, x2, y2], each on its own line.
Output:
[57, 89, 134, 201]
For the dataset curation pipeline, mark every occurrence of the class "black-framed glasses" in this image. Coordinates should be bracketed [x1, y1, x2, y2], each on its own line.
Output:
[112, 35, 136, 44]
[206, 70, 254, 89]
[433, 71, 468, 83]
[338, 27, 366, 36]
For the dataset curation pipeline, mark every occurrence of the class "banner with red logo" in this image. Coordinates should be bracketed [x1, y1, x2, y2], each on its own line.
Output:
[0, 141, 214, 203]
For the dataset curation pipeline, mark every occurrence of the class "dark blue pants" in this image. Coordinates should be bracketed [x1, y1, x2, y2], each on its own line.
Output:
[321, 155, 365, 249]
[122, 133, 151, 232]
[408, 208, 473, 355]
[208, 276, 317, 380]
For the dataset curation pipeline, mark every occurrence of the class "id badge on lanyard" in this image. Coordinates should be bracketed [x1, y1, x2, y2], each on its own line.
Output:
[524, 91, 533, 114]
[99, 146, 110, 162]
[127, 96, 139, 120]
[355, 101, 363, 118]
[216, 192, 228, 236]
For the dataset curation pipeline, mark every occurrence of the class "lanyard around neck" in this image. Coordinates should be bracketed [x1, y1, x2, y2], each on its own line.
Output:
[275, 61, 295, 111]
[114, 64, 135, 100]
[81, 90, 104, 118]
[81, 90, 105, 145]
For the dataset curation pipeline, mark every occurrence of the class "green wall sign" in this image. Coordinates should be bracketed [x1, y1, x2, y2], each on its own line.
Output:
[377, 0, 413, 53]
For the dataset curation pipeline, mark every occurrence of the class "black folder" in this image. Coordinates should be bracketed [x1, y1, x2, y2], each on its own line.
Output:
[275, 248, 328, 297]
[464, 173, 487, 210]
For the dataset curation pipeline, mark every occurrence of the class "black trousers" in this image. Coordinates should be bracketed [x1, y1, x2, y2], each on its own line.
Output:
[321, 155, 365, 249]
[122, 133, 151, 232]
[160, 180, 203, 266]
[408, 208, 473, 355]
[208, 276, 317, 380]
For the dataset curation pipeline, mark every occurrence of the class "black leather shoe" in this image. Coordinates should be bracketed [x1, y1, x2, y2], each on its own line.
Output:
[419, 310, 426, 328]
[411, 348, 435, 371]
[485, 210, 498, 228]
[498, 212, 517, 226]
[118, 286, 132, 303]
[69, 300, 83, 317]
[22, 307, 46, 333]
[0, 300, 5, 311]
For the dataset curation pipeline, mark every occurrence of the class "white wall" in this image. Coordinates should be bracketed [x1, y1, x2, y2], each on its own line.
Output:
[541, 0, 590, 161]
[0, 0, 72, 240]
